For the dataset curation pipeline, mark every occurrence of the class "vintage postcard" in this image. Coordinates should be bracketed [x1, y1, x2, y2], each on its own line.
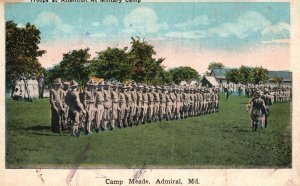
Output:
[1, 0, 299, 185]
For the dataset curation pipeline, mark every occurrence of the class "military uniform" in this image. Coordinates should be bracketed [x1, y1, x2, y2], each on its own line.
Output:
[136, 85, 144, 124]
[111, 84, 119, 129]
[148, 86, 155, 122]
[118, 85, 127, 128]
[50, 78, 65, 133]
[103, 82, 112, 130]
[65, 80, 86, 137]
[82, 79, 97, 135]
[95, 82, 105, 131]
[142, 86, 149, 123]
[249, 92, 267, 131]
[159, 87, 167, 121]
[153, 87, 161, 121]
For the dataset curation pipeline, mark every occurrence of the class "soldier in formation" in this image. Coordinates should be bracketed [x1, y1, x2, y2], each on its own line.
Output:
[50, 79, 220, 137]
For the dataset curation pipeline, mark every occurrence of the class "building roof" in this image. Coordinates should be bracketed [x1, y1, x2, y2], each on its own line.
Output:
[202, 76, 219, 87]
[268, 70, 292, 81]
[210, 68, 232, 79]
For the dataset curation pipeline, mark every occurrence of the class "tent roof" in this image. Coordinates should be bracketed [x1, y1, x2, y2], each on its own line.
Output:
[202, 76, 219, 86]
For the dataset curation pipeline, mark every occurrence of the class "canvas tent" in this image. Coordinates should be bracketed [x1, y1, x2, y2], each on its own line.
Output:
[201, 76, 219, 87]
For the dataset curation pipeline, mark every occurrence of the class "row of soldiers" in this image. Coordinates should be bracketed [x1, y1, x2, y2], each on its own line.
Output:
[246, 86, 292, 131]
[246, 86, 292, 104]
[50, 78, 219, 137]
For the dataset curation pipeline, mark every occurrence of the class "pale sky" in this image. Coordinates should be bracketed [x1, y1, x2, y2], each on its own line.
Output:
[5, 2, 290, 74]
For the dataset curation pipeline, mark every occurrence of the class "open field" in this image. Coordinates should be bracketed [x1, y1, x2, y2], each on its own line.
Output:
[6, 95, 291, 168]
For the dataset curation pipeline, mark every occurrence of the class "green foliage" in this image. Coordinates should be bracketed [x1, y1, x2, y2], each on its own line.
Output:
[239, 66, 252, 84]
[250, 66, 269, 84]
[128, 37, 165, 84]
[226, 66, 268, 84]
[208, 62, 224, 71]
[6, 21, 45, 83]
[91, 47, 131, 82]
[6, 95, 291, 168]
[169, 66, 200, 84]
[225, 68, 241, 84]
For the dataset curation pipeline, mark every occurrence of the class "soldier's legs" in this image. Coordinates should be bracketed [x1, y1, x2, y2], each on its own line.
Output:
[111, 104, 118, 129]
[51, 108, 60, 133]
[96, 106, 104, 130]
[70, 111, 80, 137]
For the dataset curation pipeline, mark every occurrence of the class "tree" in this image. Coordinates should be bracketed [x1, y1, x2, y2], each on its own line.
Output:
[273, 76, 283, 86]
[208, 62, 224, 71]
[44, 65, 63, 88]
[128, 37, 165, 84]
[169, 66, 200, 84]
[90, 47, 131, 82]
[225, 68, 241, 84]
[59, 48, 91, 86]
[6, 21, 46, 83]
[239, 65, 252, 84]
[249, 66, 269, 84]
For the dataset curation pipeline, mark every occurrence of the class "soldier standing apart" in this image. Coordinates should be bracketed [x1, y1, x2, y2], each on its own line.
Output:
[65, 80, 86, 137]
[247, 91, 267, 131]
[50, 78, 65, 133]
[95, 81, 105, 132]
[111, 83, 119, 129]
[82, 79, 97, 135]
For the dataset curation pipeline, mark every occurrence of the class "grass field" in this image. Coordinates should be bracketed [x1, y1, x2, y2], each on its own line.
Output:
[6, 94, 291, 168]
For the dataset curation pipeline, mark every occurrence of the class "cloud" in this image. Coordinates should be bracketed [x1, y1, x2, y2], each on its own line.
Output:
[206, 11, 271, 39]
[165, 31, 207, 39]
[123, 7, 168, 35]
[103, 15, 118, 26]
[35, 11, 73, 34]
[92, 21, 101, 27]
[174, 15, 214, 28]
[165, 11, 289, 42]
[261, 22, 290, 40]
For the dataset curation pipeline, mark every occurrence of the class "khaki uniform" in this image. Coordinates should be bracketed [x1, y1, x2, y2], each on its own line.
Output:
[148, 91, 154, 122]
[103, 89, 111, 129]
[111, 90, 119, 128]
[142, 91, 149, 123]
[125, 91, 134, 126]
[118, 91, 126, 127]
[159, 91, 167, 120]
[95, 89, 104, 129]
[153, 91, 160, 121]
[65, 89, 85, 137]
[175, 92, 182, 119]
[50, 88, 65, 132]
[83, 89, 97, 133]
[136, 91, 143, 124]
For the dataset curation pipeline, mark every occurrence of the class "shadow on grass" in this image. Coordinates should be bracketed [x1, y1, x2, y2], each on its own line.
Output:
[25, 125, 50, 131]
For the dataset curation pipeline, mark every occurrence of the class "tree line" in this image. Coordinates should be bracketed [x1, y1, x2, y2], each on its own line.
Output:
[6, 21, 200, 88]
[6, 20, 272, 89]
